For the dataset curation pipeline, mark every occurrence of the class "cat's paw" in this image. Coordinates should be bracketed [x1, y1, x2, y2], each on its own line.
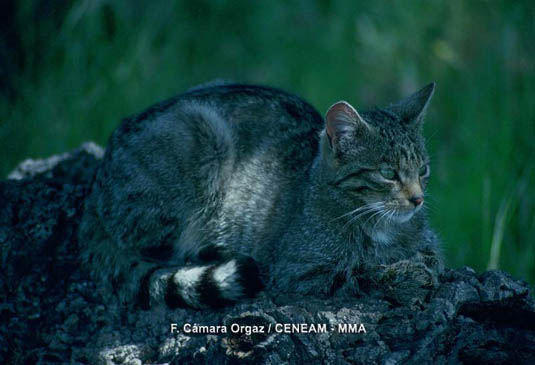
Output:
[377, 260, 437, 308]
[355, 260, 438, 308]
[380, 260, 436, 288]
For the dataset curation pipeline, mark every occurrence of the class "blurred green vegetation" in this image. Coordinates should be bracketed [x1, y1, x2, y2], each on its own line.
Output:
[1, 0, 533, 284]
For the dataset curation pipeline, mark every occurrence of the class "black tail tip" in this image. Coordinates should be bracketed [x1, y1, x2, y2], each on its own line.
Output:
[236, 257, 264, 298]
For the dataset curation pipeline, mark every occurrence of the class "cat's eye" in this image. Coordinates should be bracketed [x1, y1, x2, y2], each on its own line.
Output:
[419, 165, 429, 177]
[379, 168, 397, 180]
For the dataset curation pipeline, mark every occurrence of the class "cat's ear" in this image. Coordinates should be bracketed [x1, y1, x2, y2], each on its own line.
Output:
[387, 82, 435, 126]
[325, 101, 371, 148]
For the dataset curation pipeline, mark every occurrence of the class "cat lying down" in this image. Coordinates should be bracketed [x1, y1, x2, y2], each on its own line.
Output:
[78, 81, 442, 309]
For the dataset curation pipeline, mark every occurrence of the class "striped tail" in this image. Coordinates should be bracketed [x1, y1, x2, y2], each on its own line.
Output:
[138, 257, 264, 310]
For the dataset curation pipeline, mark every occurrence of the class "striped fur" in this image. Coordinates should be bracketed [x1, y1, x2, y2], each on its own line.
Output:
[79, 82, 441, 310]
[137, 257, 263, 309]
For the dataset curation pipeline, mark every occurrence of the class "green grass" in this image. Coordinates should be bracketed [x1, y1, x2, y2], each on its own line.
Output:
[1, 0, 534, 284]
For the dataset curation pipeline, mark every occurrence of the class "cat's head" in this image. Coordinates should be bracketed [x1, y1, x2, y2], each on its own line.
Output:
[320, 83, 435, 224]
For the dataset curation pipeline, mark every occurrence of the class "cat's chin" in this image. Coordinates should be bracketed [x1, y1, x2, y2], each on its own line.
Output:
[393, 213, 414, 223]
[392, 206, 422, 223]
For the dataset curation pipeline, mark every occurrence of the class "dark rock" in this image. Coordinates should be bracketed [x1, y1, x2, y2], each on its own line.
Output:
[1, 144, 534, 364]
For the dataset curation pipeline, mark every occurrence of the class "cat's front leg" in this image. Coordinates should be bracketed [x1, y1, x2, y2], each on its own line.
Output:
[138, 256, 264, 310]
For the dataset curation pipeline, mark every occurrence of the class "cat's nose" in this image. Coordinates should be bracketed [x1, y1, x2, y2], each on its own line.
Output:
[409, 196, 424, 207]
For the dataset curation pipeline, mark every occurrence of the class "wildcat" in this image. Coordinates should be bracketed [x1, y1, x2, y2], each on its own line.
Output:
[79, 81, 440, 309]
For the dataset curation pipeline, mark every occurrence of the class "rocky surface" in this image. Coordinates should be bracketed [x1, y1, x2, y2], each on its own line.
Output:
[1, 144, 534, 364]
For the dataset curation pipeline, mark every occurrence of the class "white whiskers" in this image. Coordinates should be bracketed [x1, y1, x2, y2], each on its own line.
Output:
[330, 202, 384, 223]
[330, 200, 409, 235]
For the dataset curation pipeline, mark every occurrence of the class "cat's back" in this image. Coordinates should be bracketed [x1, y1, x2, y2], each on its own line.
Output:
[181, 83, 324, 168]
[110, 83, 324, 175]
[86, 83, 324, 250]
